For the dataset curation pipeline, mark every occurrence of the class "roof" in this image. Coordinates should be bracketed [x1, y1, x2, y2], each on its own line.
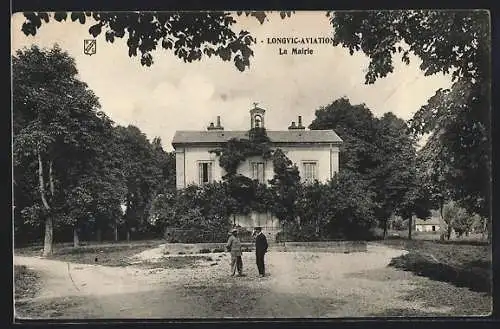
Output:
[415, 216, 441, 225]
[172, 130, 343, 147]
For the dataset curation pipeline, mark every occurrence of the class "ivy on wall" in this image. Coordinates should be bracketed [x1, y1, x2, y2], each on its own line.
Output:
[208, 127, 274, 214]
[210, 127, 273, 176]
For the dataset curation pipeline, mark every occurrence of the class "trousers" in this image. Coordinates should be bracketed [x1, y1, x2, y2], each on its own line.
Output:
[230, 255, 243, 275]
[256, 251, 265, 275]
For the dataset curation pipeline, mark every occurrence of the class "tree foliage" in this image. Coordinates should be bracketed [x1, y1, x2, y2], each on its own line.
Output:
[442, 200, 475, 239]
[13, 45, 176, 248]
[309, 97, 431, 238]
[13, 45, 112, 252]
[310, 97, 379, 175]
[150, 183, 233, 234]
[211, 127, 272, 176]
[20, 11, 292, 71]
[268, 149, 302, 225]
[329, 10, 491, 221]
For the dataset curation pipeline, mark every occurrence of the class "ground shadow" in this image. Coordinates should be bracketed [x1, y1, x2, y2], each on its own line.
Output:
[15, 295, 93, 319]
[388, 253, 491, 294]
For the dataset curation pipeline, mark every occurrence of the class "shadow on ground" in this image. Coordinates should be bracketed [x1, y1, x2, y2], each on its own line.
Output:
[181, 282, 347, 318]
[388, 253, 491, 294]
[15, 295, 93, 319]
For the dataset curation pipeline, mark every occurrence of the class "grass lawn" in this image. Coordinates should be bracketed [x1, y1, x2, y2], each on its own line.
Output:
[379, 238, 491, 295]
[14, 265, 42, 300]
[15, 240, 165, 266]
[14, 240, 224, 269]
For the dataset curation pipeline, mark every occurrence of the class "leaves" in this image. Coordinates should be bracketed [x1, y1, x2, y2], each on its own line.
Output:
[19, 11, 269, 72]
[88, 23, 102, 38]
[269, 149, 301, 223]
[331, 10, 491, 220]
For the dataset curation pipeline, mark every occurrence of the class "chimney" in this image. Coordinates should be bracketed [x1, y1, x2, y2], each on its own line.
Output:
[288, 121, 297, 130]
[207, 116, 224, 130]
[297, 116, 305, 129]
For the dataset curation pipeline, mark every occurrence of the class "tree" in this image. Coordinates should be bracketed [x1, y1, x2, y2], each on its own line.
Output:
[151, 137, 176, 193]
[13, 45, 109, 255]
[268, 149, 302, 230]
[372, 113, 425, 239]
[309, 97, 380, 175]
[323, 170, 377, 239]
[329, 10, 491, 237]
[309, 98, 426, 239]
[442, 201, 460, 240]
[451, 207, 475, 238]
[114, 125, 164, 241]
[20, 11, 292, 71]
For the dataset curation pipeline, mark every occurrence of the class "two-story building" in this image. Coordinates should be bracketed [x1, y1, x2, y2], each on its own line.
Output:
[172, 105, 342, 238]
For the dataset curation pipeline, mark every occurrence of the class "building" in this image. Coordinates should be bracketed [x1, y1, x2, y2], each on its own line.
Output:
[171, 105, 343, 238]
[415, 215, 441, 232]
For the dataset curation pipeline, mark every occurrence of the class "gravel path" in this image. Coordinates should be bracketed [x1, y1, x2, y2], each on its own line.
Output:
[13, 244, 455, 319]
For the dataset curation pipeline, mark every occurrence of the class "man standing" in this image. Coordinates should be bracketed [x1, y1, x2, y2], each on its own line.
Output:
[254, 227, 268, 277]
[226, 228, 243, 276]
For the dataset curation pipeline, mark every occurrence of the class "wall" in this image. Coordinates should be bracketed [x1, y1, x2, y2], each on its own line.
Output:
[182, 146, 225, 187]
[278, 145, 339, 182]
[233, 212, 281, 242]
[176, 144, 340, 188]
[415, 224, 440, 232]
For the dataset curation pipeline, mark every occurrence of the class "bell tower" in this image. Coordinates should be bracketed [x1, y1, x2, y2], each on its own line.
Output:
[250, 102, 265, 129]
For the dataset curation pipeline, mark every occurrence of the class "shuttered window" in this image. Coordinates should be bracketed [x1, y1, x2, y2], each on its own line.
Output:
[198, 161, 213, 185]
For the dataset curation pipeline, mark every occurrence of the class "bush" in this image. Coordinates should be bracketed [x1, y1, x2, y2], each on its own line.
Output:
[284, 222, 322, 242]
[236, 226, 253, 242]
[164, 227, 229, 243]
[199, 248, 211, 254]
[212, 248, 225, 253]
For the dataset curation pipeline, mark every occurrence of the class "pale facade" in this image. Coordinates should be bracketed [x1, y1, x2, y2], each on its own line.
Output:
[173, 144, 340, 189]
[171, 106, 343, 238]
[415, 218, 441, 232]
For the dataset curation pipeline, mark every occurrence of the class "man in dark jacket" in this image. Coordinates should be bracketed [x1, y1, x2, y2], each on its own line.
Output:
[253, 227, 268, 277]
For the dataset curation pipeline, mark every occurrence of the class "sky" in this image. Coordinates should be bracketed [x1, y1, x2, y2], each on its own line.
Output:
[11, 11, 453, 151]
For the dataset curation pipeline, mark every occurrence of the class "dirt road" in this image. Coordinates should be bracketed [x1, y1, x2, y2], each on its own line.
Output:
[14, 244, 456, 319]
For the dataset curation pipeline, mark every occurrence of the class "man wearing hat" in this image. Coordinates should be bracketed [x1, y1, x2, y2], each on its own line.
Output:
[226, 228, 243, 276]
[253, 227, 268, 277]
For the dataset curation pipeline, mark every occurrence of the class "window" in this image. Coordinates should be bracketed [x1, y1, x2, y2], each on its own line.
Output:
[198, 161, 213, 185]
[303, 161, 317, 184]
[251, 162, 265, 184]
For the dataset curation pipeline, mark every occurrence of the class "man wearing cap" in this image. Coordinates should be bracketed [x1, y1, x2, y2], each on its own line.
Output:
[226, 228, 243, 276]
[253, 227, 268, 277]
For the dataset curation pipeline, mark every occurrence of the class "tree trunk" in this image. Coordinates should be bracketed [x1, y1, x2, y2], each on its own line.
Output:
[73, 227, 80, 247]
[439, 201, 446, 241]
[447, 225, 452, 240]
[42, 216, 53, 256]
[126, 230, 131, 242]
[382, 219, 388, 240]
[408, 215, 413, 240]
[49, 160, 55, 196]
[38, 149, 53, 256]
[96, 227, 102, 242]
[114, 224, 119, 241]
